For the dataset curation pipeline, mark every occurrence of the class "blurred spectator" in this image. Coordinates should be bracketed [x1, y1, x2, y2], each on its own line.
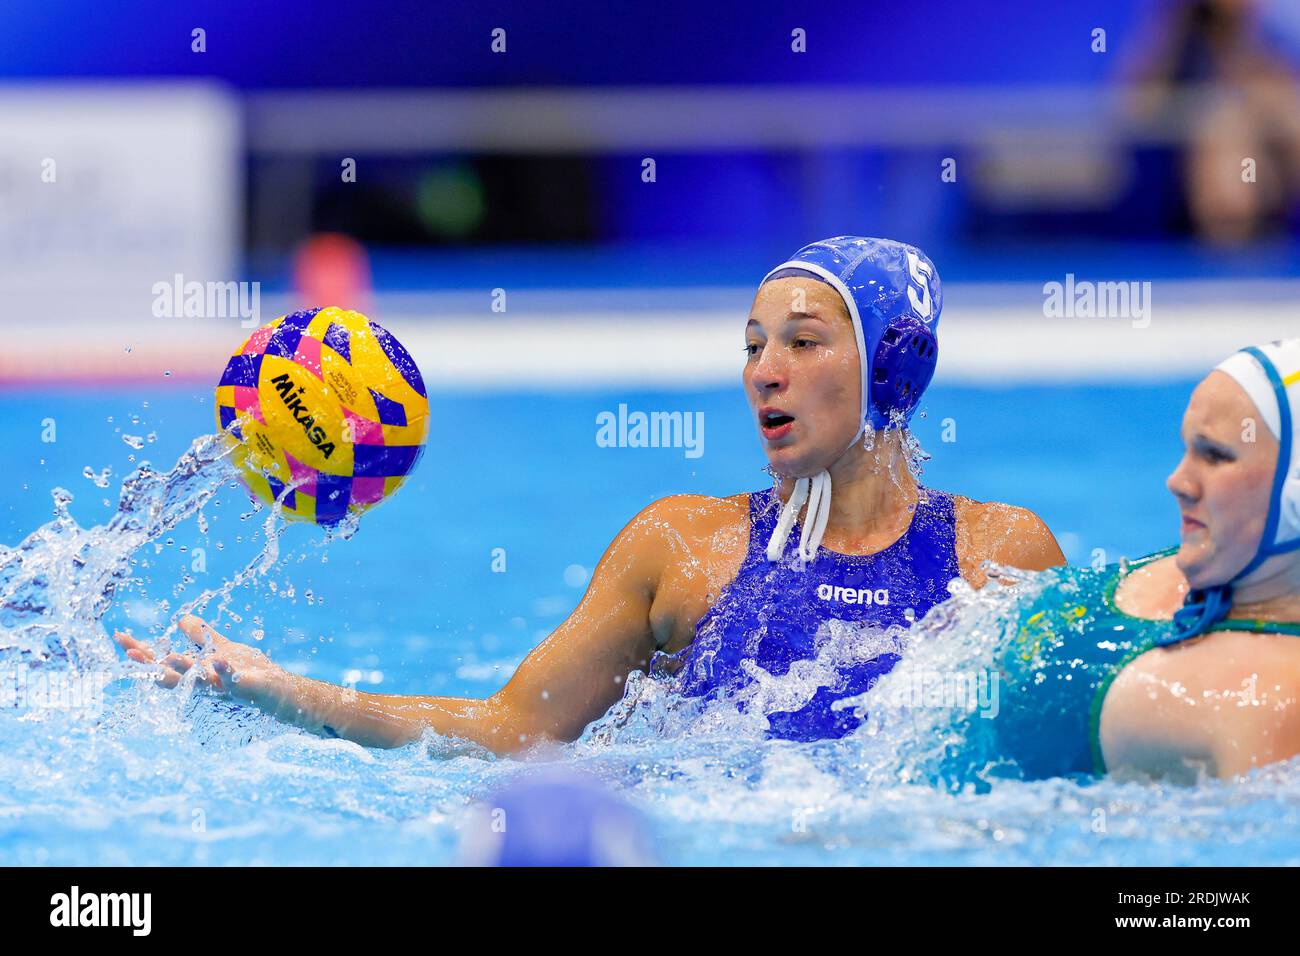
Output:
[1131, 0, 1300, 245]
[292, 233, 373, 314]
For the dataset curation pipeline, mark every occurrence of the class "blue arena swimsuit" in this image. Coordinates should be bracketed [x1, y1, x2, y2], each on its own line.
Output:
[677, 485, 962, 741]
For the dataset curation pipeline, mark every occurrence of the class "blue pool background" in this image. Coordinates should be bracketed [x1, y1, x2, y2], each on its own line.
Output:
[8, 377, 1299, 868]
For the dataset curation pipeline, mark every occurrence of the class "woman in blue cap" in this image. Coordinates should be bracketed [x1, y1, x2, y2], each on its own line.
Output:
[115, 237, 1065, 752]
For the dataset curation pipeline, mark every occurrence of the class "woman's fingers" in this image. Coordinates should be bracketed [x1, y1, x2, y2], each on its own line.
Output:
[166, 652, 227, 690]
[114, 632, 156, 661]
[116, 631, 170, 683]
[118, 618, 235, 694]
[178, 614, 219, 646]
[181, 615, 238, 656]
[206, 658, 230, 691]
[121, 642, 157, 664]
[160, 652, 190, 670]
[156, 663, 222, 691]
[194, 661, 224, 690]
[116, 627, 229, 692]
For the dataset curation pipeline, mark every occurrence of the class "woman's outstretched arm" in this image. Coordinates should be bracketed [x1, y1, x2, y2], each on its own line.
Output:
[117, 497, 688, 754]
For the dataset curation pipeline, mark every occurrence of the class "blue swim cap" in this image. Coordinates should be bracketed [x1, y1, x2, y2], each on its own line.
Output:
[762, 236, 941, 431]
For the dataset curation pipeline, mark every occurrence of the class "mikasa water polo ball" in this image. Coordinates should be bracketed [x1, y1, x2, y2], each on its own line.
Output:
[214, 307, 429, 525]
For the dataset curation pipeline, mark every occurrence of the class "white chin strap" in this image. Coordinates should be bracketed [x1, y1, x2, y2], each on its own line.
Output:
[766, 470, 833, 563]
[764, 418, 874, 564]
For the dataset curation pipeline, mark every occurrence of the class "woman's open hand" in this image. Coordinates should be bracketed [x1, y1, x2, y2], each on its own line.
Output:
[114, 614, 284, 705]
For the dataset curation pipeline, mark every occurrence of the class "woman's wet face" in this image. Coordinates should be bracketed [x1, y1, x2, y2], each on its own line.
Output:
[1166, 371, 1279, 588]
[744, 277, 862, 477]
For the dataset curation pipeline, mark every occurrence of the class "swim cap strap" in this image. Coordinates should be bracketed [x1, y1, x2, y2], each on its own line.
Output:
[766, 477, 810, 562]
[765, 471, 833, 564]
[796, 470, 832, 564]
[1165, 584, 1234, 645]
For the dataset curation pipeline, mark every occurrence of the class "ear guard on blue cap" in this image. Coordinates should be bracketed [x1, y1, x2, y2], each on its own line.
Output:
[870, 317, 938, 429]
[762, 236, 941, 432]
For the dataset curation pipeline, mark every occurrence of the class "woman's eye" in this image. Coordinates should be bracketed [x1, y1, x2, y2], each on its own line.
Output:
[743, 343, 760, 356]
[1202, 447, 1231, 463]
[792, 338, 815, 349]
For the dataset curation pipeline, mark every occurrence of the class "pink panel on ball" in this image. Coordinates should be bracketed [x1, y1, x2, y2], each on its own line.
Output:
[283, 450, 318, 497]
[242, 324, 275, 355]
[343, 408, 384, 445]
[350, 475, 386, 505]
[232, 386, 265, 424]
[293, 334, 323, 380]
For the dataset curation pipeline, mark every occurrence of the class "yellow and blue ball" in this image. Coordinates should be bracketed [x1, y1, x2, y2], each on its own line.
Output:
[214, 307, 429, 525]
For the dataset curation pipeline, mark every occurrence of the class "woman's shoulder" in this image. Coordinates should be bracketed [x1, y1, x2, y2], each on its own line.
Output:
[948, 493, 1065, 576]
[950, 494, 1050, 531]
[1100, 627, 1300, 780]
[639, 491, 750, 519]
[619, 493, 751, 548]
[1112, 551, 1186, 618]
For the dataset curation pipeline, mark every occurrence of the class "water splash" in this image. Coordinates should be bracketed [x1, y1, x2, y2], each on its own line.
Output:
[1, 433, 241, 673]
[577, 566, 1033, 765]
[82, 465, 113, 489]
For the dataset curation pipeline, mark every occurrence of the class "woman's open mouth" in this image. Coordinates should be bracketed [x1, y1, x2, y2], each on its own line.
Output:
[759, 407, 795, 441]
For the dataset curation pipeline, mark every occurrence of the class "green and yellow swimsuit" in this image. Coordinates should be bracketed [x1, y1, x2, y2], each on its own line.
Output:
[992, 548, 1300, 779]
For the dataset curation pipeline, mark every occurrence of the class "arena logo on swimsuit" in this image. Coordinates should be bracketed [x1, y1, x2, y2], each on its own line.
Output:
[816, 583, 889, 606]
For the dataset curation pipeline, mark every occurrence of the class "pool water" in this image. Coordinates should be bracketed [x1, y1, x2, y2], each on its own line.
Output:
[3, 380, 1299, 866]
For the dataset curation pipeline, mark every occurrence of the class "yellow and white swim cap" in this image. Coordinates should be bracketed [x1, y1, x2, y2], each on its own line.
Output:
[1169, 338, 1300, 641]
[1215, 338, 1300, 560]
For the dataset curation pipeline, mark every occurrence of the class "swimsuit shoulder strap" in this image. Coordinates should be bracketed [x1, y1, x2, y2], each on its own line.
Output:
[740, 486, 781, 560]
[900, 487, 961, 576]
[918, 486, 955, 515]
[1124, 545, 1180, 571]
[905, 487, 957, 534]
[1101, 547, 1176, 606]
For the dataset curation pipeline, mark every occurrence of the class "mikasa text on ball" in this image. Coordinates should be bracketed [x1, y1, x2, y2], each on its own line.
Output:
[214, 307, 429, 525]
